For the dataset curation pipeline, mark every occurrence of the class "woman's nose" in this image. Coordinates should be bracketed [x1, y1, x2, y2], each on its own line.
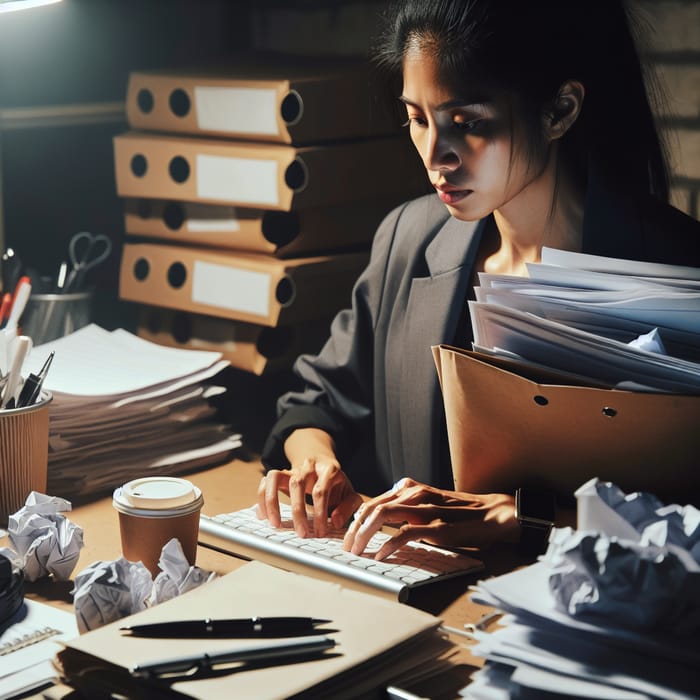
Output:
[424, 126, 460, 172]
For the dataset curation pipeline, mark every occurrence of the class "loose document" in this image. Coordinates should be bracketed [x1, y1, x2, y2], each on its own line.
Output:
[469, 247, 700, 393]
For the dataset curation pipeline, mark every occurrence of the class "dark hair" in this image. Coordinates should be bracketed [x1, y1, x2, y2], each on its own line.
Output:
[374, 0, 670, 202]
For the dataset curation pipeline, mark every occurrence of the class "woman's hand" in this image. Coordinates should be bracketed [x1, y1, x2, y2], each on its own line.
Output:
[256, 428, 363, 538]
[342, 478, 519, 559]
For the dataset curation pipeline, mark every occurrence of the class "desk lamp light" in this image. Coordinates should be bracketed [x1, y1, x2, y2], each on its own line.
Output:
[0, 0, 62, 13]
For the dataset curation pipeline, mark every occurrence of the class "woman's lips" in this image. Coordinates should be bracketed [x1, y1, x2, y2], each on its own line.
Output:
[435, 186, 472, 205]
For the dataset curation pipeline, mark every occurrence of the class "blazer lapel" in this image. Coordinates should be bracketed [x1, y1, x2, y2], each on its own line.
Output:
[396, 216, 484, 485]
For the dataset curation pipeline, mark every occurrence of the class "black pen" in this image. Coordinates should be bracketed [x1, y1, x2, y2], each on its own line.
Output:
[16, 351, 54, 408]
[120, 616, 333, 638]
[130, 635, 336, 680]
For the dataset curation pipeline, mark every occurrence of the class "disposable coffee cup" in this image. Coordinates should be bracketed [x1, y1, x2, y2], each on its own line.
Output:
[0, 391, 52, 526]
[112, 476, 203, 577]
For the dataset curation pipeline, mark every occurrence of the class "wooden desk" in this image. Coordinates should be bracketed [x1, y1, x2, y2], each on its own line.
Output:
[3, 457, 526, 698]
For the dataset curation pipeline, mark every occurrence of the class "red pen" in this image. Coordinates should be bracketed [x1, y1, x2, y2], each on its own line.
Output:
[0, 292, 11, 329]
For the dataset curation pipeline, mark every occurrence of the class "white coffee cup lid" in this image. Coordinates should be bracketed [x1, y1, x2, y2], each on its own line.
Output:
[120, 477, 197, 510]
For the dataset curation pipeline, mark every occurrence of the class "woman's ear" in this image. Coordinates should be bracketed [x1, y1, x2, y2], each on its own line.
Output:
[543, 80, 585, 140]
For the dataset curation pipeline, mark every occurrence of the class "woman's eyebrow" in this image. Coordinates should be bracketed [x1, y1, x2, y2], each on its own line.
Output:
[398, 95, 491, 111]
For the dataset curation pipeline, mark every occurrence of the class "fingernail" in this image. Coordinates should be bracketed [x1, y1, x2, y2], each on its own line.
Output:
[391, 477, 407, 493]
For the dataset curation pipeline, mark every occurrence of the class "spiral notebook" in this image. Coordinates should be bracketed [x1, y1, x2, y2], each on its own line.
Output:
[0, 598, 78, 699]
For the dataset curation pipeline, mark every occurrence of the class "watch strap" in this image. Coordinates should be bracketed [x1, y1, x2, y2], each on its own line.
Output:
[518, 522, 552, 555]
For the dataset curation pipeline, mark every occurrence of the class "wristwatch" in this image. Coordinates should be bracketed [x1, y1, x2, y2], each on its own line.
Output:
[515, 487, 556, 556]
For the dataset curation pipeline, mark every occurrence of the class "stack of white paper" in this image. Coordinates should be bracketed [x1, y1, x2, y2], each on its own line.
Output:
[469, 247, 700, 393]
[462, 479, 700, 699]
[23, 325, 241, 498]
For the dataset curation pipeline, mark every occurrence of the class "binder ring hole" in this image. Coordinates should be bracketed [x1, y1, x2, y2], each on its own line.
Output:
[137, 199, 152, 219]
[163, 202, 185, 231]
[171, 313, 192, 344]
[137, 88, 154, 114]
[133, 258, 150, 281]
[169, 88, 191, 117]
[602, 407, 617, 418]
[284, 157, 308, 193]
[131, 154, 147, 178]
[262, 211, 299, 247]
[275, 276, 296, 307]
[169, 156, 190, 184]
[533, 395, 549, 406]
[167, 262, 187, 289]
[280, 90, 303, 126]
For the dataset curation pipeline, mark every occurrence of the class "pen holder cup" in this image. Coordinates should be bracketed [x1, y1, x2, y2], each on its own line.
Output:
[112, 477, 204, 578]
[0, 391, 52, 526]
[21, 291, 93, 346]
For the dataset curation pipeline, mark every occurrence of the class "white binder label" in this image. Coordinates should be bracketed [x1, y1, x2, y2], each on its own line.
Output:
[194, 86, 278, 136]
[197, 154, 279, 206]
[185, 204, 240, 233]
[192, 260, 270, 317]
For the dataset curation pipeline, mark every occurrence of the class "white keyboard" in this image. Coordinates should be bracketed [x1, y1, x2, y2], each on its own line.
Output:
[199, 505, 484, 602]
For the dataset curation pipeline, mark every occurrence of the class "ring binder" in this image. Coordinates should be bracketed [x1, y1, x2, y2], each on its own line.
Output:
[123, 197, 399, 257]
[113, 131, 427, 210]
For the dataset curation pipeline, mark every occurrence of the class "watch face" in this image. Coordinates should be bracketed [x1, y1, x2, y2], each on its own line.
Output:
[516, 487, 555, 525]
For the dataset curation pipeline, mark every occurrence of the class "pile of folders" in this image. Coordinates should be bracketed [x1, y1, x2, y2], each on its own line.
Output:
[114, 54, 428, 375]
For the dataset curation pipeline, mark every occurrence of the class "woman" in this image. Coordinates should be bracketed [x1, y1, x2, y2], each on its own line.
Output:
[256, 0, 700, 558]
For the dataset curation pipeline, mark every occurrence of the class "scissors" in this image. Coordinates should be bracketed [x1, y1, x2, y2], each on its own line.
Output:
[63, 231, 112, 293]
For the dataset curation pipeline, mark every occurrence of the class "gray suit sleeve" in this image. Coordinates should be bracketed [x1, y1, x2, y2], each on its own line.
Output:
[261, 201, 408, 469]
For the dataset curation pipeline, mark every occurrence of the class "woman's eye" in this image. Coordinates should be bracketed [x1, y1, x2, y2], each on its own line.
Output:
[402, 114, 427, 128]
[454, 118, 482, 132]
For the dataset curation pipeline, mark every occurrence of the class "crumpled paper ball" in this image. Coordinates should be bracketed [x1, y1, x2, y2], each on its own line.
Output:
[72, 537, 216, 632]
[590, 480, 700, 560]
[150, 537, 216, 606]
[545, 479, 700, 634]
[0, 491, 83, 582]
[546, 527, 700, 634]
[72, 557, 153, 634]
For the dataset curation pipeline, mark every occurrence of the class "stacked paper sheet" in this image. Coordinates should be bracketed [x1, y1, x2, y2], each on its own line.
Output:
[22, 325, 241, 498]
[463, 479, 700, 700]
[469, 247, 700, 393]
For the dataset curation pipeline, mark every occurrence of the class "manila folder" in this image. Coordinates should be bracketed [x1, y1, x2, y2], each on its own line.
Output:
[56, 560, 450, 700]
[432, 344, 700, 504]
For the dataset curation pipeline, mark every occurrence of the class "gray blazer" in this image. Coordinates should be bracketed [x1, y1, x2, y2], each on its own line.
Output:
[262, 184, 700, 496]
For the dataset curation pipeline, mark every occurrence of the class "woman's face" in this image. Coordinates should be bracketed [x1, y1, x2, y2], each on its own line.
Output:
[401, 47, 548, 222]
